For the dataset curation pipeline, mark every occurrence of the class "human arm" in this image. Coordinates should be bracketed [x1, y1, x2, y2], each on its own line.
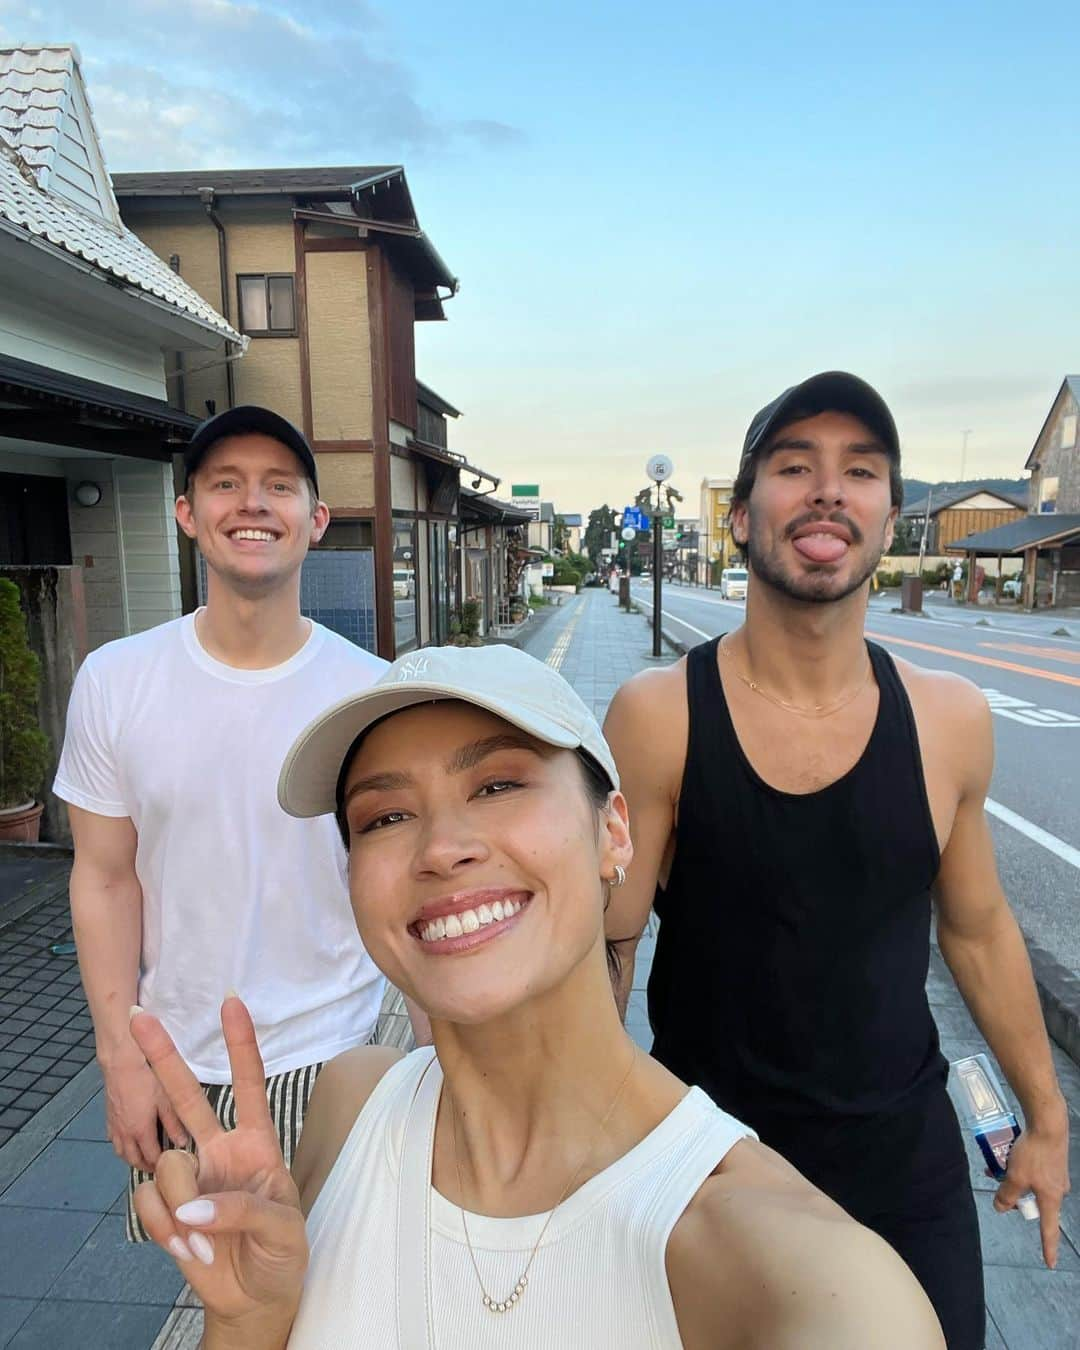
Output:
[601, 667, 684, 1018]
[130, 997, 308, 1350]
[68, 804, 188, 1169]
[666, 1152, 945, 1349]
[932, 683, 1069, 1265]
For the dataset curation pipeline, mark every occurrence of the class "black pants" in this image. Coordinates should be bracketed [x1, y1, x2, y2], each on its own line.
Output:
[756, 1088, 985, 1350]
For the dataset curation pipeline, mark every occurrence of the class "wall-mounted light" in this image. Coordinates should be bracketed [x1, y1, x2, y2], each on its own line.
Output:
[73, 481, 102, 507]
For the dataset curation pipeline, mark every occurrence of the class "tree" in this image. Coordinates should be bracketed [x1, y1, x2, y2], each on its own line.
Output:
[0, 579, 50, 809]
[584, 505, 617, 569]
[553, 515, 570, 553]
[888, 517, 918, 555]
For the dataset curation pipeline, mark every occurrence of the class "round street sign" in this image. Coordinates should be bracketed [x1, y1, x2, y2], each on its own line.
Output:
[621, 526, 637, 541]
[646, 454, 674, 483]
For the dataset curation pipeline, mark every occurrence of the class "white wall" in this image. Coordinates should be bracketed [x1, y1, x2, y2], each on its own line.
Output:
[1, 285, 166, 398]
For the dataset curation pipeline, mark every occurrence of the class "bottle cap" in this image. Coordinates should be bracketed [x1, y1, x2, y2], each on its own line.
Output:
[1017, 1193, 1040, 1222]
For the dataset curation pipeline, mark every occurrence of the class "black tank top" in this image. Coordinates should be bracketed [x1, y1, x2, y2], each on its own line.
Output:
[648, 637, 947, 1122]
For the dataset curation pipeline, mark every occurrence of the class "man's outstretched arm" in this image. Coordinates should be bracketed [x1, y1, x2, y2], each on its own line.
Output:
[932, 684, 1069, 1267]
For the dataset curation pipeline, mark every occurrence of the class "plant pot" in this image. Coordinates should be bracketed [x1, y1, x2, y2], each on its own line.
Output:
[0, 801, 44, 843]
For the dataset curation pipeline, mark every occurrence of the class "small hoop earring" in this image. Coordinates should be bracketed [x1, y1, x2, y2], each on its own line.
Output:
[611, 864, 626, 888]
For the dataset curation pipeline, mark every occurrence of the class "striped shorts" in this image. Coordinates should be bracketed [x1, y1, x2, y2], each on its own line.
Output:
[126, 1059, 323, 1243]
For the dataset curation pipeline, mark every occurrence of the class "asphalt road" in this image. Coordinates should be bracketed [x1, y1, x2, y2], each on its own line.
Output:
[631, 580, 1080, 974]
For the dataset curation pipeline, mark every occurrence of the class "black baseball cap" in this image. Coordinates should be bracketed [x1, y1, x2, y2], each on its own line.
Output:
[740, 372, 900, 473]
[183, 405, 319, 495]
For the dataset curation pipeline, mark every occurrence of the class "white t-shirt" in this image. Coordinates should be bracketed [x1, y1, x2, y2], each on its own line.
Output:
[54, 613, 388, 1083]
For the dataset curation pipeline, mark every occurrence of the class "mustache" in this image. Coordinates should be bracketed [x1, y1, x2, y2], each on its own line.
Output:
[782, 511, 864, 546]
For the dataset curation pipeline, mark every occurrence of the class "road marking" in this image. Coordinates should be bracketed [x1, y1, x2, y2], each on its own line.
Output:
[985, 799, 1080, 872]
[981, 689, 1080, 727]
[981, 642, 1080, 665]
[633, 597, 712, 640]
[865, 630, 1080, 689]
[545, 600, 584, 671]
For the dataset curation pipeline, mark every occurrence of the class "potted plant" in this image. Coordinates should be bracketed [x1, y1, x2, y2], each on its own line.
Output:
[445, 599, 484, 647]
[0, 578, 50, 842]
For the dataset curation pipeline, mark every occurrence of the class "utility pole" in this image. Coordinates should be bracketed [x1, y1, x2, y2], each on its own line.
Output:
[645, 454, 674, 659]
[960, 429, 973, 481]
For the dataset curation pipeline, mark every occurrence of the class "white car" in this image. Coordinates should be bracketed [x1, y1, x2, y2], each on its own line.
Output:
[1001, 577, 1022, 599]
[719, 567, 748, 600]
[393, 568, 415, 599]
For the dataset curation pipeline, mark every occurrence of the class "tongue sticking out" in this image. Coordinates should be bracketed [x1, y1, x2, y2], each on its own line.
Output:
[792, 533, 849, 564]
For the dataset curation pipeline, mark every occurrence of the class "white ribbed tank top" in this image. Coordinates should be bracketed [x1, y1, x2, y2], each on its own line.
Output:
[289, 1048, 755, 1349]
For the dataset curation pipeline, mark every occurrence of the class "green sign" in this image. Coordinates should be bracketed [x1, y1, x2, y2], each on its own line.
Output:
[661, 515, 675, 528]
[511, 484, 540, 496]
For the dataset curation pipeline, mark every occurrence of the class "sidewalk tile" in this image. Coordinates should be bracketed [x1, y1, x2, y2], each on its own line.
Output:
[0, 1139, 126, 1212]
[984, 1267, 1080, 1350]
[0, 1208, 99, 1297]
[0, 1298, 33, 1349]
[50, 1216, 184, 1305]
[8, 1301, 168, 1350]
[59, 1092, 106, 1141]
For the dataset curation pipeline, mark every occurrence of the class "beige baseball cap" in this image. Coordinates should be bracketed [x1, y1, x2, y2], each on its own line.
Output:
[278, 643, 619, 818]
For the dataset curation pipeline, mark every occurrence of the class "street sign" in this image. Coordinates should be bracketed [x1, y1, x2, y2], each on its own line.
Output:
[661, 515, 675, 528]
[622, 506, 649, 531]
[662, 529, 678, 549]
[621, 526, 637, 541]
[646, 454, 674, 483]
[541, 561, 554, 578]
[511, 483, 541, 519]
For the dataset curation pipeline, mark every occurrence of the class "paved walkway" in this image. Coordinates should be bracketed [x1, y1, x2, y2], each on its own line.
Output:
[0, 587, 1075, 1346]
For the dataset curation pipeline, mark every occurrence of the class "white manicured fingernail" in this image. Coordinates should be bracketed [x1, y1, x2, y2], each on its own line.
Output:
[188, 1231, 215, 1266]
[176, 1198, 215, 1225]
[225, 988, 239, 1001]
[128, 1004, 144, 1020]
[167, 1235, 193, 1263]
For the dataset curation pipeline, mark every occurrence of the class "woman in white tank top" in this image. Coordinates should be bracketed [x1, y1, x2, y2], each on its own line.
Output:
[128, 647, 943, 1350]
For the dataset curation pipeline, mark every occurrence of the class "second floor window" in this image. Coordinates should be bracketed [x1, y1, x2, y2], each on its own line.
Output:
[238, 274, 296, 336]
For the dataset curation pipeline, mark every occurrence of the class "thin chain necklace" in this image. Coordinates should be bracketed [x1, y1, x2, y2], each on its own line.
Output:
[719, 635, 873, 719]
[447, 1046, 638, 1315]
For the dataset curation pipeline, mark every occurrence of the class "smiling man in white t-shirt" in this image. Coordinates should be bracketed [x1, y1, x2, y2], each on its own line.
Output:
[54, 405, 390, 1238]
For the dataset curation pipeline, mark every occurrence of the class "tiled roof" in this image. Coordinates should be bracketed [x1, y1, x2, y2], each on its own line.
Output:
[947, 514, 1080, 554]
[0, 45, 240, 343]
[112, 166, 400, 196]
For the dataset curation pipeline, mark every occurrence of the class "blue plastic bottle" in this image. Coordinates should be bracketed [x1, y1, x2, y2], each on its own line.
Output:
[950, 1054, 1039, 1221]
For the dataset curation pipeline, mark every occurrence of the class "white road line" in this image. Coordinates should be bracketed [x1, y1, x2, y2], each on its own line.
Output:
[633, 597, 712, 641]
[985, 799, 1080, 871]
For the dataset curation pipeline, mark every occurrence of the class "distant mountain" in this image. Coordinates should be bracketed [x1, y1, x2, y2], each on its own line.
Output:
[902, 477, 1028, 507]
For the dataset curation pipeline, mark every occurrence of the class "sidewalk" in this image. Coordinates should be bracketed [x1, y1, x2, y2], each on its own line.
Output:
[522, 589, 1080, 1349]
[868, 589, 1080, 637]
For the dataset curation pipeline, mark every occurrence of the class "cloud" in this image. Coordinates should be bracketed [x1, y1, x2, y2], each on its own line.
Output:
[25, 0, 524, 169]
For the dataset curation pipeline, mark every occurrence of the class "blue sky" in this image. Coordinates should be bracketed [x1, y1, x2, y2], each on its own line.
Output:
[5, 0, 1077, 518]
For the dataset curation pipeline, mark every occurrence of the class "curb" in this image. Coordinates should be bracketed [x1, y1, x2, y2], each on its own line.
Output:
[1027, 942, 1080, 1070]
[631, 602, 1080, 1071]
[629, 599, 689, 656]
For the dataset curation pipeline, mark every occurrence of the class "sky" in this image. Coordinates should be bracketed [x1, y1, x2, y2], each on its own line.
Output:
[3, 0, 1078, 520]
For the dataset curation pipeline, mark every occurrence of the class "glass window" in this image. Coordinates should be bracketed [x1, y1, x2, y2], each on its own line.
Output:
[393, 518, 419, 654]
[238, 274, 296, 335]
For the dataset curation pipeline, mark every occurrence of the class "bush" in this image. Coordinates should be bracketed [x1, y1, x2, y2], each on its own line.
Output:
[0, 579, 50, 809]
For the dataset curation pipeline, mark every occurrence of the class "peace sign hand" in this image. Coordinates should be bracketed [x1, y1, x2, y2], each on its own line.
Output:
[130, 997, 308, 1345]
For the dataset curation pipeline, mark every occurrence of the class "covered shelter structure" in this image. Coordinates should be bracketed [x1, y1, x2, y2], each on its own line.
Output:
[947, 514, 1080, 609]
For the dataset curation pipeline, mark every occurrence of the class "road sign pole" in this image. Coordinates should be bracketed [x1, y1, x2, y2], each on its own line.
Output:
[653, 483, 663, 657]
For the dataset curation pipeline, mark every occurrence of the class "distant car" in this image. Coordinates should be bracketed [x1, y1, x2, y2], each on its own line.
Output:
[1001, 577, 1022, 599]
[393, 568, 415, 599]
[720, 567, 748, 600]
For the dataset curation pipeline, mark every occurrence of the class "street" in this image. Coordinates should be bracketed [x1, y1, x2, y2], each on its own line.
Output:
[631, 581, 1080, 975]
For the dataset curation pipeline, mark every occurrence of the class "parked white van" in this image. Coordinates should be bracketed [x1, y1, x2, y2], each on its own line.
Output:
[719, 567, 748, 600]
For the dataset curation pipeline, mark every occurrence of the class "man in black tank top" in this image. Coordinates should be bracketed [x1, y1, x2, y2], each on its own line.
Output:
[605, 372, 1070, 1349]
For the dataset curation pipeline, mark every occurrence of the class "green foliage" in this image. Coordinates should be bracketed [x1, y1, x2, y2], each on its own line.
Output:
[584, 505, 617, 568]
[459, 599, 482, 638]
[552, 515, 570, 553]
[0, 579, 50, 808]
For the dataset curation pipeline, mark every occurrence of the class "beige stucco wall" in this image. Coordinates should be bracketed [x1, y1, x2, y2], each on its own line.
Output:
[306, 251, 373, 442]
[232, 338, 304, 426]
[317, 451, 375, 509]
[121, 208, 229, 417]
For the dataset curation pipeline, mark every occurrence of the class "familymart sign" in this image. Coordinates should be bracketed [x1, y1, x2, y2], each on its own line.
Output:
[511, 484, 541, 519]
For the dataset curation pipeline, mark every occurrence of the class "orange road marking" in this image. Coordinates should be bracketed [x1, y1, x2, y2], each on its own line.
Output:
[864, 631, 1080, 689]
[980, 642, 1080, 666]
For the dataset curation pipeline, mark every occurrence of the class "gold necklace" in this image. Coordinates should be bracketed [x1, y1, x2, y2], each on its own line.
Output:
[448, 1046, 638, 1315]
[719, 635, 873, 719]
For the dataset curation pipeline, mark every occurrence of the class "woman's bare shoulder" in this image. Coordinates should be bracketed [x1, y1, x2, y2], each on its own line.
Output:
[292, 1044, 406, 1216]
[666, 1139, 944, 1349]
